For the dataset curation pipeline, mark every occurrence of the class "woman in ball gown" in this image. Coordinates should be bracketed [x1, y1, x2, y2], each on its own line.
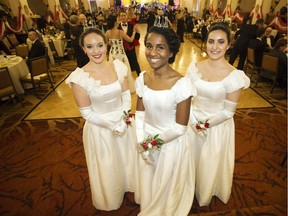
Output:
[65, 28, 136, 210]
[134, 26, 196, 215]
[186, 22, 250, 206]
[105, 14, 137, 93]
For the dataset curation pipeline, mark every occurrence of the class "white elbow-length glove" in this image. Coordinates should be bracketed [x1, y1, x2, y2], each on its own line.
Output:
[158, 123, 187, 143]
[207, 100, 237, 127]
[122, 90, 131, 112]
[79, 106, 124, 136]
[79, 106, 115, 129]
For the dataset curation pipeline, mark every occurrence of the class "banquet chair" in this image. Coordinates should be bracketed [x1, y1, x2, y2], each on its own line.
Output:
[255, 54, 279, 93]
[48, 39, 62, 65]
[2, 37, 15, 54]
[15, 44, 29, 59]
[7, 34, 20, 47]
[20, 56, 55, 98]
[0, 67, 24, 107]
[244, 48, 260, 79]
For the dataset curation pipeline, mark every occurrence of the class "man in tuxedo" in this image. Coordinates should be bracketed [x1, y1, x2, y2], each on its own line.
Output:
[118, 10, 141, 76]
[248, 28, 270, 67]
[261, 27, 275, 48]
[229, 17, 264, 70]
[27, 30, 45, 59]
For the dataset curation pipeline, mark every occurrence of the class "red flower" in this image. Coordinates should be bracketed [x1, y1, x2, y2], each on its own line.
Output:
[204, 122, 209, 128]
[150, 140, 158, 146]
[195, 125, 201, 130]
[142, 142, 148, 150]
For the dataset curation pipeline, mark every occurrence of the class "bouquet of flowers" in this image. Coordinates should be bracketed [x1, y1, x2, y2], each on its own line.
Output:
[45, 25, 57, 36]
[193, 120, 209, 139]
[123, 110, 134, 127]
[137, 134, 164, 164]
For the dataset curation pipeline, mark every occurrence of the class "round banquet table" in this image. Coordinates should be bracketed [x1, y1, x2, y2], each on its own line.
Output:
[0, 55, 31, 94]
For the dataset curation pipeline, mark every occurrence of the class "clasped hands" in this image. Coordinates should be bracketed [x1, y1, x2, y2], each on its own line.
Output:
[111, 120, 126, 137]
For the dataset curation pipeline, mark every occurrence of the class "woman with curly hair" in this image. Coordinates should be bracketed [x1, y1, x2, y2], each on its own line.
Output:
[105, 14, 137, 93]
[134, 26, 196, 215]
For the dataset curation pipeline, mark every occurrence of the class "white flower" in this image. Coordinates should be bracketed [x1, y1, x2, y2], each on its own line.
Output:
[143, 151, 149, 156]
[147, 143, 152, 149]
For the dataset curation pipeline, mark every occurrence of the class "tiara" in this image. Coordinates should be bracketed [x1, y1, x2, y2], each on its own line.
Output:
[153, 16, 169, 28]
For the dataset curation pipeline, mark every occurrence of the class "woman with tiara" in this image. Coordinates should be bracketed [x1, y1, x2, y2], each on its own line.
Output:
[134, 24, 196, 215]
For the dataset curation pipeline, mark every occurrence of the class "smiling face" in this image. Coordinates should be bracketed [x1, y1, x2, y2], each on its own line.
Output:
[82, 33, 107, 64]
[145, 32, 173, 70]
[206, 29, 230, 61]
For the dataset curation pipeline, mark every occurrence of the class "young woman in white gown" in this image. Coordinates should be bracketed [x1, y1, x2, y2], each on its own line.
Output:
[186, 22, 250, 206]
[65, 28, 136, 210]
[134, 26, 196, 215]
[105, 14, 137, 93]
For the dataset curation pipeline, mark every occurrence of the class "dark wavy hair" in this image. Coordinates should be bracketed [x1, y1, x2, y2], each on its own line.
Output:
[207, 22, 232, 44]
[144, 26, 180, 64]
[79, 28, 107, 47]
[106, 14, 117, 30]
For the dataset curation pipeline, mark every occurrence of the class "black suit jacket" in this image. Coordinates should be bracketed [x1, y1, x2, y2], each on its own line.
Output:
[248, 38, 270, 67]
[234, 24, 258, 47]
[261, 35, 275, 48]
[118, 23, 140, 52]
[28, 39, 45, 59]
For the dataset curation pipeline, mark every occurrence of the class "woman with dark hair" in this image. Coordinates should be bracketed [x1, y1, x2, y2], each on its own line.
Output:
[134, 26, 196, 215]
[66, 28, 136, 211]
[105, 14, 137, 92]
[187, 23, 250, 206]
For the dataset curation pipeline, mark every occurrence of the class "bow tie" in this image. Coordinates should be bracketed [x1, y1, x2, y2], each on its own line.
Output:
[122, 23, 127, 27]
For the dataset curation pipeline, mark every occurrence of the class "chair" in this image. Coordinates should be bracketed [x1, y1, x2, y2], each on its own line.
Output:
[15, 44, 29, 59]
[0, 67, 24, 107]
[48, 39, 62, 65]
[2, 37, 15, 54]
[6, 34, 20, 47]
[244, 48, 260, 79]
[255, 54, 279, 93]
[20, 56, 55, 98]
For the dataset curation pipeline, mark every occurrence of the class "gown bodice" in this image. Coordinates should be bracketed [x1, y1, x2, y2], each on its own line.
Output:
[135, 71, 196, 134]
[109, 39, 125, 57]
[186, 61, 250, 121]
[66, 59, 128, 120]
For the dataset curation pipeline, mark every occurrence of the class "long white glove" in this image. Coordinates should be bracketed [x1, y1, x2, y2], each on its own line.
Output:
[122, 90, 131, 112]
[207, 100, 237, 127]
[159, 123, 187, 143]
[135, 111, 145, 142]
[79, 106, 115, 129]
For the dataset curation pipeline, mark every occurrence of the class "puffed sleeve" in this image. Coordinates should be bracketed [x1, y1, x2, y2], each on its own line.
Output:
[113, 59, 128, 84]
[172, 75, 197, 104]
[186, 60, 202, 83]
[65, 67, 101, 95]
[223, 70, 250, 93]
[135, 71, 146, 98]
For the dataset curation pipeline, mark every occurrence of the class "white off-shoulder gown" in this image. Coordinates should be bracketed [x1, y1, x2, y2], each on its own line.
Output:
[186, 61, 250, 206]
[65, 59, 136, 210]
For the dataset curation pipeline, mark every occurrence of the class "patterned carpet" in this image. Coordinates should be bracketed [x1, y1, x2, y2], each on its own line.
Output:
[0, 59, 287, 215]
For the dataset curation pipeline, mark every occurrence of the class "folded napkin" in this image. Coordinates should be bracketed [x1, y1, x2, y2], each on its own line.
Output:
[26, 73, 47, 80]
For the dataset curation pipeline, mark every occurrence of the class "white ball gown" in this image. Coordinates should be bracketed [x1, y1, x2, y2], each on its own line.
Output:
[134, 71, 196, 216]
[186, 61, 250, 206]
[65, 59, 136, 210]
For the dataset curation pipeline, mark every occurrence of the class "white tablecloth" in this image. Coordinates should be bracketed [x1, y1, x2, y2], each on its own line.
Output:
[27, 36, 67, 65]
[0, 55, 30, 94]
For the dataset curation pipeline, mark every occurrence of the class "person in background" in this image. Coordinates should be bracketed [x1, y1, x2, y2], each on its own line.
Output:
[268, 38, 288, 88]
[105, 14, 137, 93]
[118, 10, 141, 76]
[65, 28, 136, 211]
[261, 27, 275, 48]
[27, 30, 45, 59]
[248, 27, 270, 67]
[175, 8, 185, 42]
[69, 15, 89, 67]
[186, 22, 250, 206]
[134, 26, 196, 215]
[229, 16, 264, 70]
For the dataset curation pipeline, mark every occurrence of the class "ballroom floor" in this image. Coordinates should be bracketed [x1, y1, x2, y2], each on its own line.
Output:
[0, 23, 287, 215]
